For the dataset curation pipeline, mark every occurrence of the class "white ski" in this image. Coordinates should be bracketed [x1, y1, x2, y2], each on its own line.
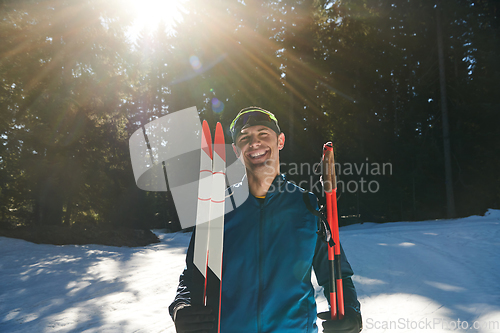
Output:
[193, 120, 225, 333]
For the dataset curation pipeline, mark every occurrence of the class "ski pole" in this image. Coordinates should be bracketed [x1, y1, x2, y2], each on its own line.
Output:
[322, 142, 345, 320]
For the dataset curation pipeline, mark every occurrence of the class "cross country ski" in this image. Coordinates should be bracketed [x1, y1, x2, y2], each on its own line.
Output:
[192, 120, 226, 333]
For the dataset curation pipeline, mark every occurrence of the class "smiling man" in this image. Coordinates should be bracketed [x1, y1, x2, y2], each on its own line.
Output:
[231, 109, 285, 198]
[170, 107, 362, 333]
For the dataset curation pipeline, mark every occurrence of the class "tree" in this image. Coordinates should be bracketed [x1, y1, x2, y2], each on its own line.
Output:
[0, 0, 133, 226]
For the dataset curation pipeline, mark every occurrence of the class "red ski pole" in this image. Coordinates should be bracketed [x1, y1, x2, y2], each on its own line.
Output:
[322, 142, 345, 320]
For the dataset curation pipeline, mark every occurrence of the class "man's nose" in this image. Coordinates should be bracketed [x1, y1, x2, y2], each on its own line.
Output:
[249, 135, 260, 147]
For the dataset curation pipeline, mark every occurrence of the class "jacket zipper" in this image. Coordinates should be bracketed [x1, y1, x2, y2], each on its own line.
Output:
[257, 202, 264, 333]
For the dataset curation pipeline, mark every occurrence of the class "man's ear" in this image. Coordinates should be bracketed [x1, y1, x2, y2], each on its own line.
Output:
[278, 132, 285, 150]
[232, 143, 240, 158]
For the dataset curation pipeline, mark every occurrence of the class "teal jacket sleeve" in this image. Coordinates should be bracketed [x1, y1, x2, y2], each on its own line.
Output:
[168, 230, 196, 319]
[313, 234, 361, 314]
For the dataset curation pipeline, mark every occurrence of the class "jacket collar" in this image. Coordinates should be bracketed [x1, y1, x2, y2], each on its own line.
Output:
[252, 174, 286, 204]
[266, 174, 286, 196]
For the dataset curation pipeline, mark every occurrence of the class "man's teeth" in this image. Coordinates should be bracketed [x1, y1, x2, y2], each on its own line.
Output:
[250, 151, 266, 158]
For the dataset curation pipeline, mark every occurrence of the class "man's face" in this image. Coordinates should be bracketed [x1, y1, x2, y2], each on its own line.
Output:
[233, 125, 285, 177]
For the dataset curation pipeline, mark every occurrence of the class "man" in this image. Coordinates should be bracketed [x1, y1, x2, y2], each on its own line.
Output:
[170, 107, 362, 333]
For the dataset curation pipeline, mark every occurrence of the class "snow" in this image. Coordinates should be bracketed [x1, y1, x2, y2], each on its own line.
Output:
[1, 210, 500, 333]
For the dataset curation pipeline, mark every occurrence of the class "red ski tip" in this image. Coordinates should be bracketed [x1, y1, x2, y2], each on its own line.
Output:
[214, 122, 226, 162]
[323, 142, 333, 152]
[202, 120, 213, 159]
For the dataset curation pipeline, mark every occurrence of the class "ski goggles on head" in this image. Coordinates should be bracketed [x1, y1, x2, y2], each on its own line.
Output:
[230, 108, 280, 142]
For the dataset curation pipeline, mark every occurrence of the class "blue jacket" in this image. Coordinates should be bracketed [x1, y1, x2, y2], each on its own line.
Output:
[170, 175, 360, 333]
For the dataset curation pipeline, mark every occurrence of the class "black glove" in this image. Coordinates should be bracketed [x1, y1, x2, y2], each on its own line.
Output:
[317, 307, 362, 333]
[174, 304, 216, 333]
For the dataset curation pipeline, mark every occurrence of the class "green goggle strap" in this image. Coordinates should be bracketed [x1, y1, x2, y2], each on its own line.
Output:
[229, 109, 278, 133]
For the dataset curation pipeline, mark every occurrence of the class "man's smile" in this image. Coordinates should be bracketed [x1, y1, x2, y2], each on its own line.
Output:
[247, 148, 269, 160]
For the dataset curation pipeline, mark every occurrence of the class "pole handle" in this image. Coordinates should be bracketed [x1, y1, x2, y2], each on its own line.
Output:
[322, 142, 336, 193]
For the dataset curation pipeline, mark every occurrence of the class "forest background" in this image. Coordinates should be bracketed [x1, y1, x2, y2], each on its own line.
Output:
[1, 0, 498, 232]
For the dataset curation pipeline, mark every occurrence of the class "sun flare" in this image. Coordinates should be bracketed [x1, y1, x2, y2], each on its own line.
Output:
[127, 0, 185, 38]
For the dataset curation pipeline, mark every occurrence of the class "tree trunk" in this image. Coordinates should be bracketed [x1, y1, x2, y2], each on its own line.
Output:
[436, 1, 456, 218]
[38, 173, 64, 225]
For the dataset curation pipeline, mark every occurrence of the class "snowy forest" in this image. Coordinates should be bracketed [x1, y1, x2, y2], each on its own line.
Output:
[1, 0, 499, 232]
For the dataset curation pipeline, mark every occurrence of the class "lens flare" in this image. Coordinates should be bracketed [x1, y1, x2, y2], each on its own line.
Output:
[189, 55, 202, 72]
[212, 98, 224, 113]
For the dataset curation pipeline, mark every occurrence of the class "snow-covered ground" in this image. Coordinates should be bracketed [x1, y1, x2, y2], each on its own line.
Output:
[1, 210, 500, 332]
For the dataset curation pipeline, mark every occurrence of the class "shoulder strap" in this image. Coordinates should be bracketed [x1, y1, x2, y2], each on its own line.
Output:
[302, 192, 335, 247]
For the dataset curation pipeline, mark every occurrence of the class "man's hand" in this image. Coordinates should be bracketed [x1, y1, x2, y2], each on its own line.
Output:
[174, 304, 216, 333]
[317, 307, 362, 333]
